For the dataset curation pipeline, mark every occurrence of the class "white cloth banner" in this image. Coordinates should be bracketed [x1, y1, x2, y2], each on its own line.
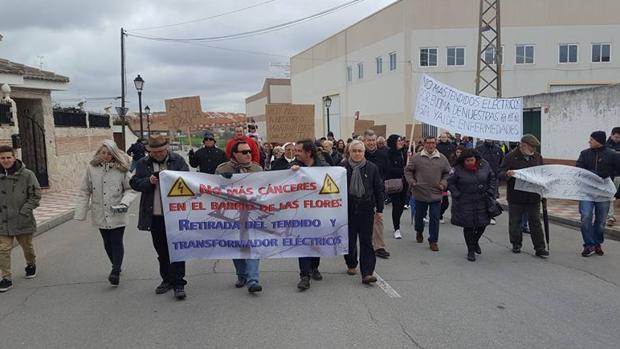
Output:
[414, 74, 523, 141]
[160, 168, 349, 262]
[513, 165, 616, 202]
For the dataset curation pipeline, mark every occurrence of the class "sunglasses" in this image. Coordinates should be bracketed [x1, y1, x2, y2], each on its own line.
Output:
[236, 150, 252, 155]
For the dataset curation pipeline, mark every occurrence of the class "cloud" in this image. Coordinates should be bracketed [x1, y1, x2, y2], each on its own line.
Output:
[2, 0, 398, 113]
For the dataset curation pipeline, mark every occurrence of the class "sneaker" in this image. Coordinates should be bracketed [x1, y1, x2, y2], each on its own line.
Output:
[490, 218, 497, 225]
[346, 267, 357, 275]
[535, 250, 549, 258]
[581, 247, 595, 257]
[362, 275, 377, 284]
[423, 218, 429, 224]
[0, 278, 13, 292]
[440, 219, 445, 224]
[25, 264, 36, 279]
[108, 271, 120, 287]
[311, 270, 323, 281]
[174, 286, 186, 300]
[248, 283, 263, 293]
[607, 218, 616, 227]
[595, 244, 604, 256]
[416, 232, 424, 243]
[297, 276, 311, 291]
[512, 245, 521, 254]
[403, 204, 409, 210]
[393, 230, 402, 239]
[429, 242, 439, 252]
[155, 281, 173, 294]
[235, 278, 247, 288]
[375, 248, 390, 259]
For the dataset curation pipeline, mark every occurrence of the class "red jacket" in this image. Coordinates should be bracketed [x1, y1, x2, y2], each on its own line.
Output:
[225, 136, 260, 164]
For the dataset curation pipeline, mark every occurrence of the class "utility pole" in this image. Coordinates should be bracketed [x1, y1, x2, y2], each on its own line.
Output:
[475, 0, 502, 97]
[120, 28, 127, 147]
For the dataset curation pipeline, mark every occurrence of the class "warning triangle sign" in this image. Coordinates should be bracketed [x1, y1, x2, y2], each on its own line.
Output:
[167, 177, 195, 197]
[319, 174, 340, 194]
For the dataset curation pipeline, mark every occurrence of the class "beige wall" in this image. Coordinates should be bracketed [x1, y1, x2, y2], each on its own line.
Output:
[291, 0, 620, 139]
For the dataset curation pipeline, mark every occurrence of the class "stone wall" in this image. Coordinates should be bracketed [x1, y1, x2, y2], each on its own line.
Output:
[0, 87, 113, 192]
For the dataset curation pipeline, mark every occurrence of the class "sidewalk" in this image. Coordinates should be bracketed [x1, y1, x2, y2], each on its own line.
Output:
[498, 186, 620, 238]
[33, 189, 81, 235]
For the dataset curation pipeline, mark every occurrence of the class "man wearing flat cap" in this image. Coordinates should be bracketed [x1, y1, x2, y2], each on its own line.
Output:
[130, 135, 190, 300]
[498, 134, 549, 257]
[188, 131, 227, 174]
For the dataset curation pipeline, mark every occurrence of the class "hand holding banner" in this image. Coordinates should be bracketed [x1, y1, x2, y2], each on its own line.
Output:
[414, 74, 523, 141]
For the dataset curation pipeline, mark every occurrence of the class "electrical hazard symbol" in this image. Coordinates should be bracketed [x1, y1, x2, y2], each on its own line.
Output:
[167, 177, 195, 197]
[319, 174, 340, 194]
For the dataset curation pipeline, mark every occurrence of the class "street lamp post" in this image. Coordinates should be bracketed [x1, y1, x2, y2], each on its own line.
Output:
[133, 74, 144, 139]
[145, 105, 151, 136]
[323, 96, 332, 135]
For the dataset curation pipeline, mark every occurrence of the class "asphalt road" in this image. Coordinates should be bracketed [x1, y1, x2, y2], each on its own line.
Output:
[1, 201, 619, 349]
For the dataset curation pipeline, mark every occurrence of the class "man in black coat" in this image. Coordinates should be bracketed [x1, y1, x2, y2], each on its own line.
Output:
[130, 135, 190, 300]
[127, 139, 146, 172]
[498, 134, 548, 257]
[363, 129, 390, 259]
[436, 132, 455, 160]
[576, 131, 620, 257]
[188, 131, 227, 174]
[288, 139, 328, 291]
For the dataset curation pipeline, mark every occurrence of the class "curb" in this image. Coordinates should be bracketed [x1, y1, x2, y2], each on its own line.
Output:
[499, 203, 620, 240]
[11, 209, 75, 248]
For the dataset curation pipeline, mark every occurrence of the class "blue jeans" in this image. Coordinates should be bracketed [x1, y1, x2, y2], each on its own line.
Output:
[579, 201, 610, 247]
[414, 200, 441, 243]
[233, 259, 260, 287]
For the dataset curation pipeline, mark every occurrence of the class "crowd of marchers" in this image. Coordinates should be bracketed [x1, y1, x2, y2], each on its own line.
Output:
[1, 124, 619, 301]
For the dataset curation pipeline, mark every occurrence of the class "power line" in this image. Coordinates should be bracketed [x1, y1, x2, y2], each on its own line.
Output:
[129, 0, 279, 31]
[127, 0, 366, 42]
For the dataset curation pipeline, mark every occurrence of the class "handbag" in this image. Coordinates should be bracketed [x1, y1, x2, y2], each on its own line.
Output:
[384, 178, 403, 194]
[487, 196, 503, 218]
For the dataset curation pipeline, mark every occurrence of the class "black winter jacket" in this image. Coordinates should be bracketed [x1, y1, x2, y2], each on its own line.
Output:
[448, 160, 496, 228]
[189, 146, 227, 174]
[437, 141, 455, 160]
[476, 142, 504, 174]
[130, 152, 189, 230]
[365, 148, 389, 180]
[386, 148, 405, 180]
[127, 142, 146, 162]
[576, 146, 620, 180]
[498, 148, 544, 204]
[341, 160, 385, 215]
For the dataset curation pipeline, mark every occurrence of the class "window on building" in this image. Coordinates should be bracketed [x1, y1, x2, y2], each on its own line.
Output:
[420, 48, 438, 67]
[376, 57, 383, 74]
[516, 45, 534, 64]
[559, 44, 578, 63]
[483, 46, 503, 64]
[357, 63, 364, 79]
[389, 52, 397, 71]
[447, 47, 465, 66]
[592, 43, 611, 63]
[346, 66, 352, 82]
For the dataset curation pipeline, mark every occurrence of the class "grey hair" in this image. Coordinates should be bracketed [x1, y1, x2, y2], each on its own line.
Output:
[348, 140, 366, 153]
[91, 139, 130, 172]
[363, 129, 376, 137]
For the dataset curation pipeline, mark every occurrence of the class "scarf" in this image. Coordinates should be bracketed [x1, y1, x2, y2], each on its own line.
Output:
[348, 158, 367, 198]
[229, 158, 254, 173]
[4, 161, 20, 176]
[464, 160, 479, 172]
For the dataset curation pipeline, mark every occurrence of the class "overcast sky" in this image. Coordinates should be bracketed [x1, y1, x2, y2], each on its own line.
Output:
[1, 0, 397, 114]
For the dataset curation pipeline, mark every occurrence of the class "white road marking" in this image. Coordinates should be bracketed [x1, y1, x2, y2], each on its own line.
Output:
[375, 273, 401, 298]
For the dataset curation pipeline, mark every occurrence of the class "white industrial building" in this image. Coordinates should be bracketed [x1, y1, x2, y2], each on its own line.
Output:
[290, 0, 620, 148]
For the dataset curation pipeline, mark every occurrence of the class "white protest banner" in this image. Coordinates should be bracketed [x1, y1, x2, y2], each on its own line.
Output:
[160, 168, 348, 262]
[513, 165, 616, 202]
[414, 74, 523, 141]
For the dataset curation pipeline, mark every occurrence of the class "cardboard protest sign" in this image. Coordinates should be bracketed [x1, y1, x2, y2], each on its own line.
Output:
[265, 104, 314, 143]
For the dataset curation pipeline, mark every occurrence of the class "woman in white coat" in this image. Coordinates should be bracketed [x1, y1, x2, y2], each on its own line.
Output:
[75, 140, 136, 286]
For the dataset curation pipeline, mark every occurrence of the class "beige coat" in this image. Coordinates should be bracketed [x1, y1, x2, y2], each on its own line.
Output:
[74, 162, 137, 229]
[404, 149, 451, 203]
